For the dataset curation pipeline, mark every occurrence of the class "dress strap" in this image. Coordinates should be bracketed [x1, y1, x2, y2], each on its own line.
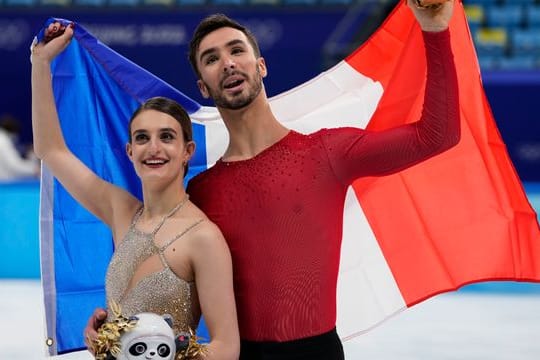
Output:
[157, 219, 205, 269]
[129, 205, 144, 230]
[158, 218, 205, 253]
[150, 194, 190, 236]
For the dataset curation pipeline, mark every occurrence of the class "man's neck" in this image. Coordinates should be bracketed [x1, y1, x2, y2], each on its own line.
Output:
[219, 96, 289, 162]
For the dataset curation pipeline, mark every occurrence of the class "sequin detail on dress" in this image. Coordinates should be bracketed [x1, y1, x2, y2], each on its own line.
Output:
[105, 198, 203, 335]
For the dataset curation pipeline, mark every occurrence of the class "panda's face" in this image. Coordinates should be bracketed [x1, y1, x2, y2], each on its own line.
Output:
[116, 313, 176, 360]
[123, 336, 173, 359]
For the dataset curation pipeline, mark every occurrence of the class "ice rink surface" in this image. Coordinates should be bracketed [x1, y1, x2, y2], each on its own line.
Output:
[1, 280, 539, 360]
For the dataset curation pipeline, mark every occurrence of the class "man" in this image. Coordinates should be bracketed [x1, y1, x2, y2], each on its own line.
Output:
[86, 1, 459, 358]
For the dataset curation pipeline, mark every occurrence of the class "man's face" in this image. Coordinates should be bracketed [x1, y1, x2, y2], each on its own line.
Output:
[195, 27, 266, 110]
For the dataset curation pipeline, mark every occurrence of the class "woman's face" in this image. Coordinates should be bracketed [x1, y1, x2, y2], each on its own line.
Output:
[126, 109, 193, 183]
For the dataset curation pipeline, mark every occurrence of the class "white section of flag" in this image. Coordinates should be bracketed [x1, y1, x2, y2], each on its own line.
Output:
[338, 187, 406, 340]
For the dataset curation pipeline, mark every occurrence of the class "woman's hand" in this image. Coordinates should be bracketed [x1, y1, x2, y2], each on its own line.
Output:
[30, 21, 75, 64]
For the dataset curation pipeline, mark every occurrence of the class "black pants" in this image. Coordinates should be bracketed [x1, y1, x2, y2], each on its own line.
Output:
[239, 328, 345, 360]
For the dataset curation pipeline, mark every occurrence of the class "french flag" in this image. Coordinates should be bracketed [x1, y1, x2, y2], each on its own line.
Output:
[39, 1, 540, 356]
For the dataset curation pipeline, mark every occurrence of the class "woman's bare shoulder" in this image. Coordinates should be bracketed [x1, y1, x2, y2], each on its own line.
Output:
[190, 217, 226, 244]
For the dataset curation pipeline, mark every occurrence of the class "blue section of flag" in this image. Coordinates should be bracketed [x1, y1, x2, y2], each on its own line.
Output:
[38, 18, 209, 354]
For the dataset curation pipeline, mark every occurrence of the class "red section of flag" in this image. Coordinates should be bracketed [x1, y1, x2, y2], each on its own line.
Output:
[346, 1, 540, 306]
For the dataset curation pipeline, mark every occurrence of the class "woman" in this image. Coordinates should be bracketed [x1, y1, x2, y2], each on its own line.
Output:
[31, 22, 239, 359]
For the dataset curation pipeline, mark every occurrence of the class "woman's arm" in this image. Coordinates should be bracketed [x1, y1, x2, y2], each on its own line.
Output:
[31, 22, 138, 229]
[190, 222, 240, 359]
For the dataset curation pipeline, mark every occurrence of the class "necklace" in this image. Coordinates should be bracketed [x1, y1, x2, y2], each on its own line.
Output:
[143, 194, 190, 236]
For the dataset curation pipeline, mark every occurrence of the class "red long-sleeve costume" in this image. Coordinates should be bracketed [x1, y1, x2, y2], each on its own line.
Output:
[187, 30, 459, 342]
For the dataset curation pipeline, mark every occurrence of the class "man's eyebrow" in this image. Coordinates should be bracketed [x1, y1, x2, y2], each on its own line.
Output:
[198, 46, 216, 63]
[226, 39, 246, 48]
[199, 39, 247, 63]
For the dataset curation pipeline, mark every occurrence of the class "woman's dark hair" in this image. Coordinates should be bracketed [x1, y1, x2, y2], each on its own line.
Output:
[128, 97, 193, 177]
[188, 13, 261, 78]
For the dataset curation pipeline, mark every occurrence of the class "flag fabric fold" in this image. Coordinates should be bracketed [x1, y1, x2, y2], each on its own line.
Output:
[39, 1, 540, 356]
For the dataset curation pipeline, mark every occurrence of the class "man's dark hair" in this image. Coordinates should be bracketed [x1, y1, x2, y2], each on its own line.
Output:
[188, 14, 261, 78]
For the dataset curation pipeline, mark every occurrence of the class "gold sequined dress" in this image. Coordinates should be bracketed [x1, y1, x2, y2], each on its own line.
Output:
[105, 201, 203, 335]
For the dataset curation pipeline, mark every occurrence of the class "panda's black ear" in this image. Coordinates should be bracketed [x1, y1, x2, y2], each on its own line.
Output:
[175, 332, 191, 350]
[162, 314, 174, 328]
[105, 351, 117, 360]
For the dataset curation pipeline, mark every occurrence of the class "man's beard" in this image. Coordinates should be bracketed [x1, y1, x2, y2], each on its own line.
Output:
[206, 67, 263, 110]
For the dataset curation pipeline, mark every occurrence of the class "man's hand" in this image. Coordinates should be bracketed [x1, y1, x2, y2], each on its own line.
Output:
[407, 0, 455, 32]
[83, 308, 107, 354]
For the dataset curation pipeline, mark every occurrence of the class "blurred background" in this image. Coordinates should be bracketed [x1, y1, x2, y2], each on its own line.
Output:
[1, 0, 539, 358]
